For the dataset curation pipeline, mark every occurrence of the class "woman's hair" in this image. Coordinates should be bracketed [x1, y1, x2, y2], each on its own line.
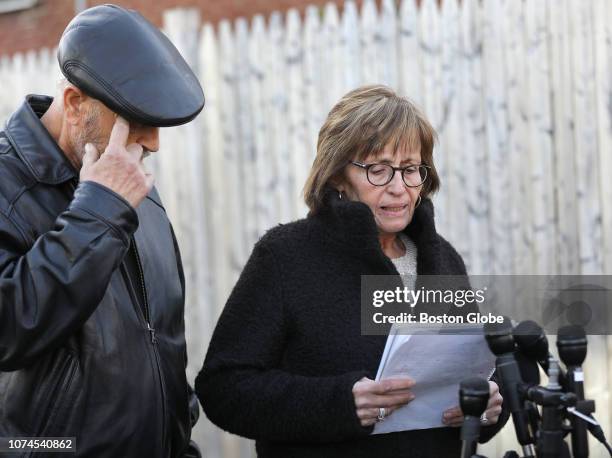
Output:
[303, 85, 440, 213]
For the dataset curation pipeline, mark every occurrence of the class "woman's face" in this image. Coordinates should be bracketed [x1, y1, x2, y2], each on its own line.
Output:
[339, 142, 423, 235]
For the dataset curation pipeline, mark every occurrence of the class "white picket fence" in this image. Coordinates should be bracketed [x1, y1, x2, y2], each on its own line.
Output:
[1, 0, 611, 456]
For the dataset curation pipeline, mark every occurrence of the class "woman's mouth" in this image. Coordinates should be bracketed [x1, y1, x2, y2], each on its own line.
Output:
[380, 204, 408, 216]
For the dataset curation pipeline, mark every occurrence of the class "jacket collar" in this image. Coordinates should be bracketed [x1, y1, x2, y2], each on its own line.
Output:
[312, 188, 443, 274]
[4, 95, 77, 184]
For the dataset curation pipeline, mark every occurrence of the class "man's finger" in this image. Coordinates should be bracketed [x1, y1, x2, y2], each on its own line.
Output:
[144, 173, 155, 191]
[125, 143, 144, 160]
[82, 143, 100, 167]
[107, 116, 130, 150]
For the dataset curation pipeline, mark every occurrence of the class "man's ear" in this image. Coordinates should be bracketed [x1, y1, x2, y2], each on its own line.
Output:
[62, 85, 86, 126]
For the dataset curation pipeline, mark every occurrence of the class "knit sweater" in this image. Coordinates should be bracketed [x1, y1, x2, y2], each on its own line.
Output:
[391, 233, 418, 278]
[195, 192, 507, 457]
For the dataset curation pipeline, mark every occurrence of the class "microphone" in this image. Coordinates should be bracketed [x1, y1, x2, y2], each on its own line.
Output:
[514, 350, 542, 386]
[512, 321, 549, 439]
[513, 320, 550, 374]
[557, 325, 587, 367]
[459, 377, 490, 458]
[484, 318, 536, 458]
[513, 320, 566, 387]
[557, 325, 589, 458]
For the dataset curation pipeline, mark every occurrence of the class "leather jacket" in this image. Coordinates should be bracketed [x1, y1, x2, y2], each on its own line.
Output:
[0, 95, 199, 457]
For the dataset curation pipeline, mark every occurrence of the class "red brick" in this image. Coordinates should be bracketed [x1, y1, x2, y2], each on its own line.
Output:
[0, 0, 384, 58]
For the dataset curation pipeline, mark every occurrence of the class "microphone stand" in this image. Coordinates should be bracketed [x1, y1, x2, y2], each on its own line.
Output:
[522, 359, 573, 458]
[484, 320, 536, 458]
[557, 325, 591, 458]
[477, 321, 612, 458]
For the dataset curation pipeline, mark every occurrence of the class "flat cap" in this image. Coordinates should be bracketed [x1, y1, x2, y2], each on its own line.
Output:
[58, 4, 204, 127]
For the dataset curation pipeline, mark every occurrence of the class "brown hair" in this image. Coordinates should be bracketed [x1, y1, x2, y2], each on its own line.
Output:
[303, 85, 440, 213]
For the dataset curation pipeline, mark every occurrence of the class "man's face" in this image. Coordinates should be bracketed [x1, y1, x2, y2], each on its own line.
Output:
[71, 99, 159, 166]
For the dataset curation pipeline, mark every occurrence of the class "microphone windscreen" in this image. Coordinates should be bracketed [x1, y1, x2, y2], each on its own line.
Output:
[459, 377, 490, 417]
[514, 350, 541, 385]
[514, 320, 549, 362]
[558, 324, 586, 341]
[484, 317, 515, 355]
[557, 325, 587, 366]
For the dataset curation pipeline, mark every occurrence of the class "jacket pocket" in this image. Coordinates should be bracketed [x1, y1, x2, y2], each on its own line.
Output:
[32, 349, 80, 438]
[2, 347, 81, 458]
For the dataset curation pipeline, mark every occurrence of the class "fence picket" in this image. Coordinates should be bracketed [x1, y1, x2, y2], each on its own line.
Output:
[398, 0, 422, 105]
[0, 1, 610, 454]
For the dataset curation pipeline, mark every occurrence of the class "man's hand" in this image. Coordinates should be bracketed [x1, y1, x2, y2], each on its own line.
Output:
[352, 377, 415, 427]
[80, 116, 154, 208]
[442, 381, 503, 427]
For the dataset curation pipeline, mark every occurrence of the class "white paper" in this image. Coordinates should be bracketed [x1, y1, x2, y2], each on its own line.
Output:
[373, 323, 495, 434]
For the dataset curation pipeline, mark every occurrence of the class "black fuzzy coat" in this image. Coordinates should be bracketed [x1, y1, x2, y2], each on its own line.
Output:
[196, 193, 505, 457]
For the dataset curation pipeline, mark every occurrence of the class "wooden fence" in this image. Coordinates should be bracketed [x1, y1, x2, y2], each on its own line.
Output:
[1, 0, 610, 456]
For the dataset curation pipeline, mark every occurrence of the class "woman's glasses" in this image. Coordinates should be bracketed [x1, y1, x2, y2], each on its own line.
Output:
[349, 161, 430, 187]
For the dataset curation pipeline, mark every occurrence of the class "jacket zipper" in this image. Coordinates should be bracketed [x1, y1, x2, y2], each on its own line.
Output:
[131, 239, 156, 344]
[70, 178, 168, 453]
[130, 236, 168, 454]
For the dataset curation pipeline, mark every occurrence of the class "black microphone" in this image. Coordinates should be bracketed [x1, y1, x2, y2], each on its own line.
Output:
[513, 320, 566, 387]
[459, 377, 490, 458]
[484, 318, 536, 458]
[512, 320, 549, 439]
[513, 320, 550, 373]
[557, 325, 589, 458]
[514, 349, 542, 386]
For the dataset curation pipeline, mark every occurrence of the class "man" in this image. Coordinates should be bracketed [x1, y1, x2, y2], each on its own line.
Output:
[0, 5, 204, 457]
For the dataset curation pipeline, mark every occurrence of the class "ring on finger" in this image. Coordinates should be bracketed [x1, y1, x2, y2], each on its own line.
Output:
[480, 412, 488, 425]
[377, 407, 386, 422]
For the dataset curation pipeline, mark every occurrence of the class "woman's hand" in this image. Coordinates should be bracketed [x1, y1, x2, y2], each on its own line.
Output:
[442, 381, 503, 427]
[352, 377, 415, 427]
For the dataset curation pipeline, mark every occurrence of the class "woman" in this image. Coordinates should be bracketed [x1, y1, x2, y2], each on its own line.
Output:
[196, 85, 505, 457]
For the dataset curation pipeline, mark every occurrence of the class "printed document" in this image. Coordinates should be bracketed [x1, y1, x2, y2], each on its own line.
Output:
[373, 323, 495, 434]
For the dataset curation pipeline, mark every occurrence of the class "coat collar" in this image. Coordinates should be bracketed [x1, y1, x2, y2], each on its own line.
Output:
[312, 188, 444, 275]
[4, 95, 77, 184]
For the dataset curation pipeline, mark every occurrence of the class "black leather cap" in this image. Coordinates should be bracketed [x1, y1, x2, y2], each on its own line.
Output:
[58, 4, 204, 127]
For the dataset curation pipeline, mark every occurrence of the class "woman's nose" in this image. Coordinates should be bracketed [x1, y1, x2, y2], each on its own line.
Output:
[387, 169, 406, 193]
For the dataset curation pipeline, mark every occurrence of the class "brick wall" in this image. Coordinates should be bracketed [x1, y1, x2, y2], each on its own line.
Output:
[0, 0, 74, 57]
[0, 0, 372, 58]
